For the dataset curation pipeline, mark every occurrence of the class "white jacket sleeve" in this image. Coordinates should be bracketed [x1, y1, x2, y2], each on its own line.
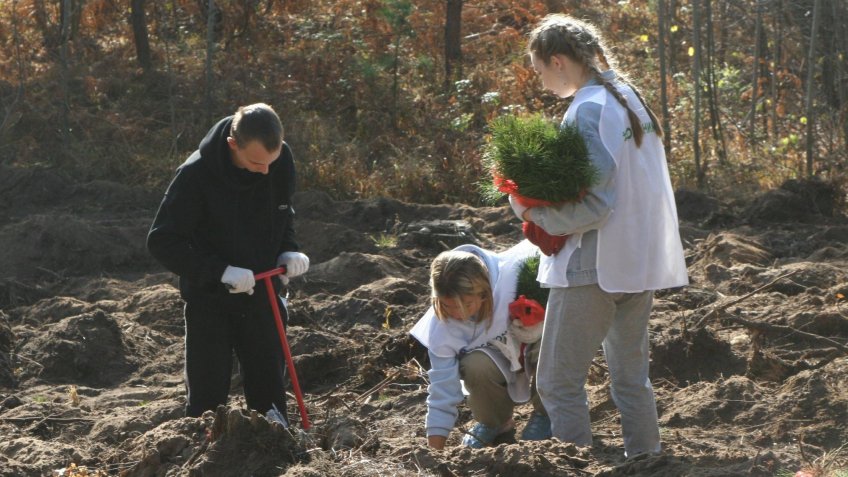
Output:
[424, 351, 464, 437]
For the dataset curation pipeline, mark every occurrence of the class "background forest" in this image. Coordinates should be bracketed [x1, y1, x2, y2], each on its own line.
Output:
[0, 0, 846, 204]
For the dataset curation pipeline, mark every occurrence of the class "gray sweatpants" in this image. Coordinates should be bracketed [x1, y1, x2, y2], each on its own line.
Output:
[536, 284, 660, 457]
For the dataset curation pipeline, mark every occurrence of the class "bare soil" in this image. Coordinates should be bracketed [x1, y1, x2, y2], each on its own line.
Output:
[1, 165, 846, 476]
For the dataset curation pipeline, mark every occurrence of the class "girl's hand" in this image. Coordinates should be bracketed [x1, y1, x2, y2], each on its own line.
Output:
[509, 319, 543, 343]
[428, 435, 447, 449]
[508, 195, 531, 222]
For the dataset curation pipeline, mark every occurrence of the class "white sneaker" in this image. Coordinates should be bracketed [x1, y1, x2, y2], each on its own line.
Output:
[265, 404, 289, 428]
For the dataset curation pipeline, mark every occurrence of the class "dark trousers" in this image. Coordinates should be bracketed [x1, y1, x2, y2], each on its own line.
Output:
[183, 299, 288, 418]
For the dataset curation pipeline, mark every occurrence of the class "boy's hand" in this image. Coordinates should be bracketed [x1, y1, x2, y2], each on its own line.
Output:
[221, 265, 255, 295]
[277, 252, 309, 276]
[276, 252, 310, 285]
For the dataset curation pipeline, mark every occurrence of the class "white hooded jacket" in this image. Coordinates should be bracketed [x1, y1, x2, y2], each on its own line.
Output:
[410, 240, 539, 436]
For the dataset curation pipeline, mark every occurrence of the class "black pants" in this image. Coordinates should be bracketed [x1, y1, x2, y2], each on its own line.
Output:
[183, 298, 288, 417]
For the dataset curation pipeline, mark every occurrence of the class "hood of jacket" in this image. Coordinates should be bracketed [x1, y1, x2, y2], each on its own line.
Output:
[185, 115, 272, 191]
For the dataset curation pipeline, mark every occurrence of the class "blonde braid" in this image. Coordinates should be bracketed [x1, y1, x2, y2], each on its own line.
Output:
[629, 85, 665, 140]
[585, 62, 647, 147]
[595, 45, 664, 141]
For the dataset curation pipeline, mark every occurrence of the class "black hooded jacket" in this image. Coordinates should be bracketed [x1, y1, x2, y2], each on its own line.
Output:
[147, 116, 298, 310]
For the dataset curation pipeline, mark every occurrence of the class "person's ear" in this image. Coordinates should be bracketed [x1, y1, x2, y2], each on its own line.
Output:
[549, 54, 562, 70]
[226, 136, 238, 151]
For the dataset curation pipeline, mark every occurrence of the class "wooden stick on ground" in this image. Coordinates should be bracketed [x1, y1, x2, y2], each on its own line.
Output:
[694, 269, 799, 329]
[0, 416, 94, 423]
[722, 314, 848, 354]
[354, 366, 406, 405]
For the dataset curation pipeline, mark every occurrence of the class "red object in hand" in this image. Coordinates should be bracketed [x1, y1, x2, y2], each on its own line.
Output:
[523, 221, 568, 256]
[494, 174, 553, 208]
[254, 266, 311, 430]
[494, 177, 571, 256]
[509, 295, 545, 327]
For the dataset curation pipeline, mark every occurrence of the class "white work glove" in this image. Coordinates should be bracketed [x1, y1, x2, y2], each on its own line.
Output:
[221, 265, 255, 295]
[276, 251, 310, 285]
[509, 318, 543, 344]
[508, 194, 529, 221]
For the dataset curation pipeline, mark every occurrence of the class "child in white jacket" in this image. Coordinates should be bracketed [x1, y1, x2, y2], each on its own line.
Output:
[515, 14, 689, 458]
[410, 240, 550, 449]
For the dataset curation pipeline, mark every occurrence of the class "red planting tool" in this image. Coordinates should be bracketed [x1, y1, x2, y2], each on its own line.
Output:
[254, 266, 311, 430]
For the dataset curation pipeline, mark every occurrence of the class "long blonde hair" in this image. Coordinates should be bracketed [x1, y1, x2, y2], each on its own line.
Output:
[430, 251, 494, 325]
[528, 14, 663, 147]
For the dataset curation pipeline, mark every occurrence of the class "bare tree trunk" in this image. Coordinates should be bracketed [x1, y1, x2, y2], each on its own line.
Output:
[33, 0, 53, 49]
[11, 0, 26, 97]
[804, 0, 822, 177]
[833, 1, 847, 154]
[770, 0, 782, 139]
[1, 0, 26, 136]
[748, 0, 763, 149]
[444, 0, 463, 90]
[158, 0, 181, 154]
[668, 0, 677, 75]
[130, 0, 152, 72]
[70, 0, 85, 42]
[657, 0, 671, 156]
[391, 33, 401, 129]
[205, 0, 216, 120]
[60, 0, 73, 157]
[241, 0, 254, 37]
[717, 0, 728, 65]
[704, 0, 727, 164]
[692, 0, 705, 188]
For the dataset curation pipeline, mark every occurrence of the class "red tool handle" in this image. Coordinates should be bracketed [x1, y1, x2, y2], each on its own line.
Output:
[255, 266, 311, 430]
[255, 266, 287, 280]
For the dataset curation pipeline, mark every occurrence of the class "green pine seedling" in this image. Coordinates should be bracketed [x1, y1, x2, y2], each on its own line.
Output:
[481, 113, 598, 204]
[516, 254, 548, 307]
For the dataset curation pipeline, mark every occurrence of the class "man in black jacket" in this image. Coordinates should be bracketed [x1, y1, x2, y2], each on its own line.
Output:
[147, 103, 309, 419]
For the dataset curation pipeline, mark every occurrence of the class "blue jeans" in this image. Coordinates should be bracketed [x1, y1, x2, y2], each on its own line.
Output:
[536, 284, 660, 457]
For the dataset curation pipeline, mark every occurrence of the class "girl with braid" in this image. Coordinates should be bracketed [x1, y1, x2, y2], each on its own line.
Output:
[509, 14, 688, 457]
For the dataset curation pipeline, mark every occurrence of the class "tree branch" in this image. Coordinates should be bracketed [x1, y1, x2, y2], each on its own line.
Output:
[694, 269, 799, 329]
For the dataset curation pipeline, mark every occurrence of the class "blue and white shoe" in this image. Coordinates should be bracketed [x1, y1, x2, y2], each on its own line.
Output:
[265, 404, 289, 428]
[462, 422, 508, 448]
[520, 412, 552, 441]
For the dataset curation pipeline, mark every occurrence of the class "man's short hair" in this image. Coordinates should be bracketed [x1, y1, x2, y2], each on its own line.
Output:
[230, 103, 284, 151]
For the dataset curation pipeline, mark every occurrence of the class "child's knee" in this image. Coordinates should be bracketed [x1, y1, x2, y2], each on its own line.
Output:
[459, 352, 498, 386]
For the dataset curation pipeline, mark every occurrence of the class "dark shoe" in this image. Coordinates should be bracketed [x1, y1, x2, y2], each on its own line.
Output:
[520, 412, 552, 441]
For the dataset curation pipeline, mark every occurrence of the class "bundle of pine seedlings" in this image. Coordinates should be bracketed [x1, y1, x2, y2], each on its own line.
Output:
[511, 254, 548, 326]
[481, 113, 598, 206]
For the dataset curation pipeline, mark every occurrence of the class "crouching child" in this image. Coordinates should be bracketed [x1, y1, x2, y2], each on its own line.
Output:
[410, 240, 551, 449]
